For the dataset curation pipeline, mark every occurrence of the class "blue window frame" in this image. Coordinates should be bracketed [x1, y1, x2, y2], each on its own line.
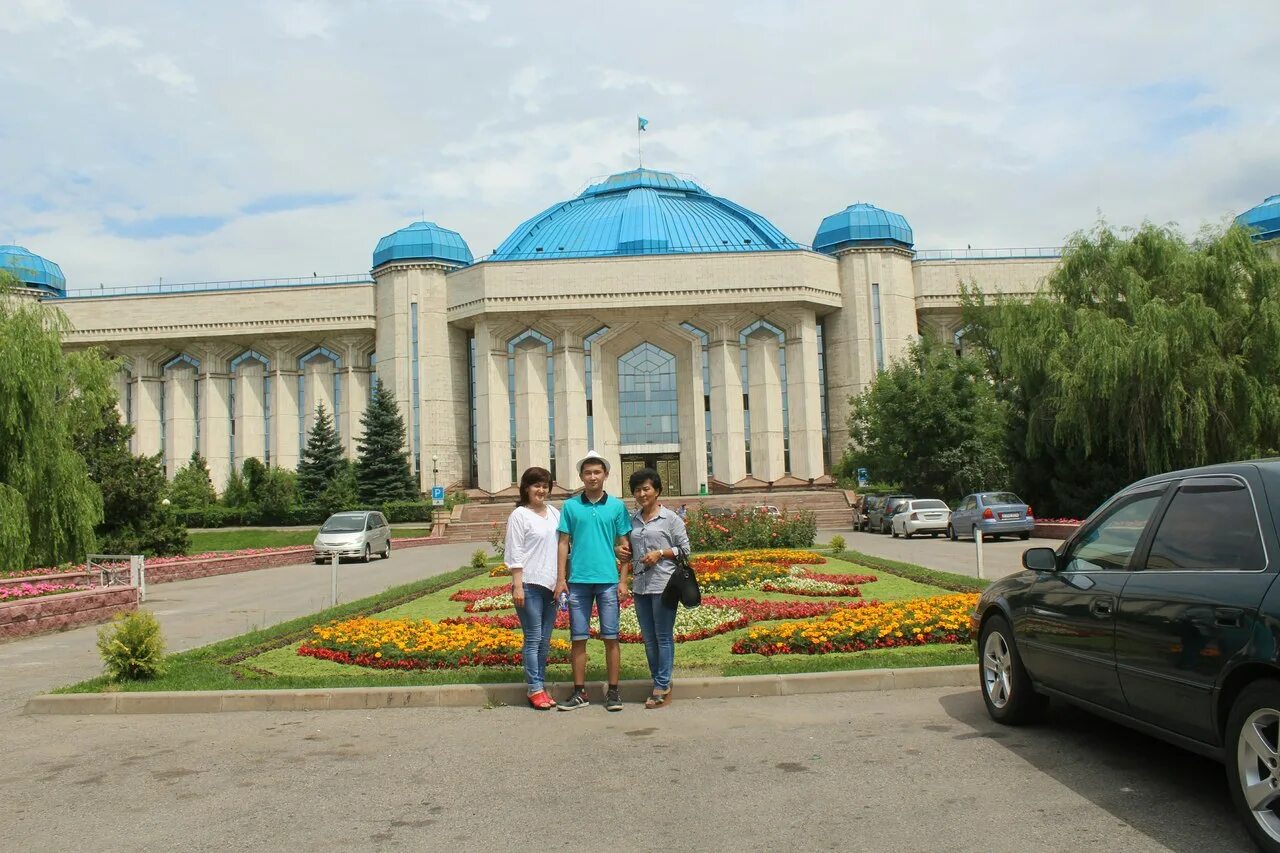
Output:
[618, 343, 678, 446]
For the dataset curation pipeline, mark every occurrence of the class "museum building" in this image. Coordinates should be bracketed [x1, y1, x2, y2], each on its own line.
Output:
[5, 172, 1278, 496]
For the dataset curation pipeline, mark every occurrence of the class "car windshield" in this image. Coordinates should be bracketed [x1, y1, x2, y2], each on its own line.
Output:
[984, 492, 1022, 505]
[913, 500, 948, 510]
[321, 515, 365, 533]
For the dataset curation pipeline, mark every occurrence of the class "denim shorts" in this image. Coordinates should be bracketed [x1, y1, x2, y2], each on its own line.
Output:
[567, 582, 620, 641]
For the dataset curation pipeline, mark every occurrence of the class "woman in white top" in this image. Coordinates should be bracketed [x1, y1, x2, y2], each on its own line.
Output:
[504, 466, 561, 710]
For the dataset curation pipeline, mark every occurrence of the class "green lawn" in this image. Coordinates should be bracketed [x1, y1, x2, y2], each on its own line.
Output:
[58, 552, 978, 694]
[186, 527, 434, 554]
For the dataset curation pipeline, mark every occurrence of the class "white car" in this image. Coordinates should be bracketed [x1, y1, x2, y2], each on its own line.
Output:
[755, 505, 782, 518]
[313, 511, 392, 563]
[891, 499, 951, 539]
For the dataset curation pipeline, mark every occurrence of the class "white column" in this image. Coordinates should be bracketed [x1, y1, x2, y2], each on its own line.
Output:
[708, 332, 746, 485]
[271, 365, 300, 471]
[111, 367, 128, 425]
[235, 361, 266, 467]
[747, 330, 785, 481]
[473, 319, 512, 492]
[200, 366, 232, 491]
[676, 339, 707, 497]
[513, 339, 550, 475]
[553, 333, 588, 487]
[134, 375, 164, 458]
[304, 357, 335, 435]
[345, 365, 371, 457]
[164, 364, 197, 477]
[786, 313, 825, 480]
[593, 345, 622, 486]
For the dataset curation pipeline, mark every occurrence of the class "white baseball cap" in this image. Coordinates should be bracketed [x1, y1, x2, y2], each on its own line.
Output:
[576, 450, 610, 475]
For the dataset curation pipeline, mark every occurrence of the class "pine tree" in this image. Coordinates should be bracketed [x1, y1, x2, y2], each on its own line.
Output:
[321, 459, 361, 515]
[356, 379, 418, 504]
[168, 451, 217, 509]
[221, 467, 250, 508]
[241, 457, 267, 503]
[296, 403, 345, 506]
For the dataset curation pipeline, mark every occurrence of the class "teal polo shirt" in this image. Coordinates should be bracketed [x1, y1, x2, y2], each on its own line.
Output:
[557, 491, 630, 584]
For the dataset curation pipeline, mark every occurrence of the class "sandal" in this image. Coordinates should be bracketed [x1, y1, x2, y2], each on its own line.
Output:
[528, 690, 556, 710]
[644, 688, 671, 709]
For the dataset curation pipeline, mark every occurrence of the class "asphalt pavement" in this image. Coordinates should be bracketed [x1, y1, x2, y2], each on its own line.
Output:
[820, 527, 1060, 580]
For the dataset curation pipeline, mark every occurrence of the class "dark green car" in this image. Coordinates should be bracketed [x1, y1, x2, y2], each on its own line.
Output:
[973, 460, 1280, 851]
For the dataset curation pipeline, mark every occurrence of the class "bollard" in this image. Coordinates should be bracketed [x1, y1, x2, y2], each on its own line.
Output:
[975, 527, 985, 580]
[331, 552, 339, 607]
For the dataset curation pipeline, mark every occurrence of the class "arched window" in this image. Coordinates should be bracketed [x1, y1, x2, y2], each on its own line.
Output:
[230, 350, 271, 469]
[298, 346, 342, 454]
[618, 343, 678, 446]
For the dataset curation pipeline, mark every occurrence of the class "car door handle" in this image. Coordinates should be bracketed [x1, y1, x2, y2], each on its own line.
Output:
[1215, 607, 1245, 628]
[1091, 598, 1114, 617]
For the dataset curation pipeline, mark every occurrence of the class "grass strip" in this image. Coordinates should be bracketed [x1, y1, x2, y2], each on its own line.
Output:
[837, 549, 990, 592]
[186, 527, 434, 553]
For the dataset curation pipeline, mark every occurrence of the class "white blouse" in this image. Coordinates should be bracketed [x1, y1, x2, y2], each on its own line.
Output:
[503, 504, 561, 591]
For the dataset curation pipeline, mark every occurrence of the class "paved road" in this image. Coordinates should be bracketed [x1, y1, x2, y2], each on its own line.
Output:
[0, 540, 483, 715]
[820, 528, 1062, 581]
[3, 687, 1249, 852]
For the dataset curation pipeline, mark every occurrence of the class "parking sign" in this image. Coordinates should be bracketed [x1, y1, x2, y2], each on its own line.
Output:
[431, 485, 445, 506]
[856, 468, 870, 487]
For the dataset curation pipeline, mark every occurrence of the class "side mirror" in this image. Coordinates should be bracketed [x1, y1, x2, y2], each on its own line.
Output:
[1022, 547, 1058, 572]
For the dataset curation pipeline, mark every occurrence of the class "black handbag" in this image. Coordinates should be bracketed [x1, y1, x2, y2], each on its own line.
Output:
[661, 552, 701, 609]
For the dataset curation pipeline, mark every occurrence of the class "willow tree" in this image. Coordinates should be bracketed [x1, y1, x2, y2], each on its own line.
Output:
[0, 274, 112, 571]
[962, 223, 1280, 517]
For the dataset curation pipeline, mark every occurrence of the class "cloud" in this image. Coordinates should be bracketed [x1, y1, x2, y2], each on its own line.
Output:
[132, 55, 197, 94]
[104, 215, 228, 240]
[272, 0, 337, 39]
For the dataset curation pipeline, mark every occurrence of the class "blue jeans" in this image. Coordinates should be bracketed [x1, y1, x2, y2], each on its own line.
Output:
[567, 582, 619, 641]
[515, 584, 556, 694]
[633, 593, 677, 690]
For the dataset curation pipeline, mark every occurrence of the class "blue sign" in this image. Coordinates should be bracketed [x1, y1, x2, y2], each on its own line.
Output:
[856, 468, 870, 487]
[431, 485, 445, 506]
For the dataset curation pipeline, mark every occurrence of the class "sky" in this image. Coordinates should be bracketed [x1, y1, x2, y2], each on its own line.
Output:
[2, 0, 1278, 289]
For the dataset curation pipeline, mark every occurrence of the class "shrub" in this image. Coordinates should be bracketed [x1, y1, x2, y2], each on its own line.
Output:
[687, 507, 817, 551]
[96, 610, 167, 681]
[470, 549, 488, 570]
[379, 501, 432, 523]
[829, 535, 846, 556]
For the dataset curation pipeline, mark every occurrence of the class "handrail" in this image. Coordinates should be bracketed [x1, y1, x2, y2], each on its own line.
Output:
[61, 272, 374, 298]
[913, 247, 1063, 261]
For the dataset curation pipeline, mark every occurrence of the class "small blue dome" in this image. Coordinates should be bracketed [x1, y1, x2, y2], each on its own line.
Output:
[1236, 194, 1280, 242]
[0, 245, 65, 294]
[812, 203, 914, 253]
[372, 221, 472, 268]
[490, 168, 800, 261]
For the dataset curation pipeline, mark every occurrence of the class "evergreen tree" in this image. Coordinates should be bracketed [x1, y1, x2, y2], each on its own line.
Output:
[962, 222, 1280, 517]
[168, 451, 217, 509]
[356, 379, 418, 503]
[221, 467, 250, 508]
[75, 403, 188, 556]
[321, 459, 361, 515]
[241, 457, 267, 504]
[296, 403, 344, 506]
[0, 273, 107, 571]
[841, 336, 1008, 500]
[257, 467, 298, 523]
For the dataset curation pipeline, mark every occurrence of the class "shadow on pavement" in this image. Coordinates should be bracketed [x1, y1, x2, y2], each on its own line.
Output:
[937, 689, 1253, 853]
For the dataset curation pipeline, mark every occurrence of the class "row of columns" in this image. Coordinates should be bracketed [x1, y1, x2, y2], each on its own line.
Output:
[471, 315, 826, 494]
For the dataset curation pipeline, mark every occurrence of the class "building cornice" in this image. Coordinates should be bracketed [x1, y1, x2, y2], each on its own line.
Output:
[63, 314, 377, 343]
[374, 261, 464, 276]
[448, 285, 843, 319]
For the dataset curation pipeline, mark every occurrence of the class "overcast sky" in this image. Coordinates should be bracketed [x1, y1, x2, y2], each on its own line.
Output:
[3, 0, 1278, 289]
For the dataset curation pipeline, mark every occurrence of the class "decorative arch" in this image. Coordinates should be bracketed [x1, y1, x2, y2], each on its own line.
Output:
[617, 342, 678, 446]
[298, 346, 343, 447]
[230, 350, 272, 469]
[737, 319, 789, 476]
[505, 329, 555, 482]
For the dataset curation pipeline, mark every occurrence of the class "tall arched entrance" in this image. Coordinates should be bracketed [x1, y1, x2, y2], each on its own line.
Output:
[617, 342, 681, 494]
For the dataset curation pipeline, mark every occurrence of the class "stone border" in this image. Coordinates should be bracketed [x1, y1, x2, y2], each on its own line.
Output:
[1032, 522, 1080, 540]
[139, 536, 446, 585]
[24, 664, 976, 715]
[2, 586, 138, 641]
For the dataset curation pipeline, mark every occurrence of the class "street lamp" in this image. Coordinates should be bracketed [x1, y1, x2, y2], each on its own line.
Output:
[432, 454, 439, 491]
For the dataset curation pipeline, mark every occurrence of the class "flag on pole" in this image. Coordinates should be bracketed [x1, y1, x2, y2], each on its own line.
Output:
[638, 116, 649, 132]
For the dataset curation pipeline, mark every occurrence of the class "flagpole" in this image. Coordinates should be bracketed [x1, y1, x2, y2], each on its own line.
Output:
[637, 125, 643, 168]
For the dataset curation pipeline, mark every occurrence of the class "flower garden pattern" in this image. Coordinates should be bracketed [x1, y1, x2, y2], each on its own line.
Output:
[298, 616, 570, 670]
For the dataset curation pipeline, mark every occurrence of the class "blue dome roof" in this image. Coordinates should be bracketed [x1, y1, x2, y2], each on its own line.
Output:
[489, 168, 801, 261]
[0, 245, 65, 294]
[812, 203, 914, 253]
[372, 221, 472, 268]
[1236, 194, 1280, 242]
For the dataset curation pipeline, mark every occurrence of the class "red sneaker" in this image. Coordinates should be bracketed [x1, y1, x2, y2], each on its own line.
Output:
[528, 690, 556, 710]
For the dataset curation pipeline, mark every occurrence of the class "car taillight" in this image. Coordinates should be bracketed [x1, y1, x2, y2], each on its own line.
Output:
[982, 508, 994, 519]
[910, 512, 919, 521]
[1026, 506, 1034, 518]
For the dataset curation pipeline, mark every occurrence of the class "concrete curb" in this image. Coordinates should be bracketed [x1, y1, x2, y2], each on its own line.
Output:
[24, 664, 978, 715]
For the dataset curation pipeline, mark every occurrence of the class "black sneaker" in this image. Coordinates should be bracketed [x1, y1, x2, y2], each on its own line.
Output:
[558, 689, 590, 711]
[605, 688, 623, 712]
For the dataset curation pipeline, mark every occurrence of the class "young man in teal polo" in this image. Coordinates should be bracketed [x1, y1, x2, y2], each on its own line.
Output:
[554, 450, 631, 711]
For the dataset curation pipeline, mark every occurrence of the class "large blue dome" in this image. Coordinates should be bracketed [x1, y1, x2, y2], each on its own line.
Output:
[1236, 194, 1280, 242]
[813, 203, 914, 253]
[0, 245, 65, 294]
[489, 168, 801, 261]
[372, 221, 473, 268]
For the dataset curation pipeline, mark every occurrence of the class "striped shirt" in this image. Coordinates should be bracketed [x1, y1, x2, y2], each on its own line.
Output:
[628, 505, 693, 596]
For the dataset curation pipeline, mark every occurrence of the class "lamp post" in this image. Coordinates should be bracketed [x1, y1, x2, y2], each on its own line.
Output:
[432, 454, 439, 492]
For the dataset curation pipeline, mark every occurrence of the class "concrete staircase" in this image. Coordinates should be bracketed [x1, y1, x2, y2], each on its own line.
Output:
[441, 490, 853, 543]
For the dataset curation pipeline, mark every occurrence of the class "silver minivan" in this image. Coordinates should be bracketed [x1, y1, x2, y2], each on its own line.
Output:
[313, 511, 391, 563]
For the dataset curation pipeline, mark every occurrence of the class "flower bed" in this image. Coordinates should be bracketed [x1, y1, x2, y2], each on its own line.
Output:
[731, 593, 979, 656]
[297, 616, 570, 670]
[0, 581, 83, 602]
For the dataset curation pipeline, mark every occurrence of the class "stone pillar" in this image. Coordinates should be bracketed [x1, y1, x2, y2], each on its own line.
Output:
[707, 331, 746, 485]
[111, 367, 129, 425]
[234, 360, 267, 467]
[746, 330, 785, 481]
[513, 338, 550, 475]
[134, 374, 164, 458]
[676, 338, 707, 497]
[271, 363, 300, 471]
[786, 313, 826, 479]
[345, 363, 371, 457]
[164, 363, 197, 477]
[553, 332, 588, 488]
[591, 343, 622, 485]
[473, 318, 512, 492]
[303, 356, 336, 436]
[199, 361, 232, 492]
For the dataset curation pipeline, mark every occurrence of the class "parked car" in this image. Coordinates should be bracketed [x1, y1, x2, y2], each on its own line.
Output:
[891, 499, 951, 538]
[972, 460, 1280, 850]
[866, 494, 914, 534]
[755, 505, 783, 518]
[857, 495, 884, 531]
[948, 491, 1035, 541]
[313, 510, 391, 563]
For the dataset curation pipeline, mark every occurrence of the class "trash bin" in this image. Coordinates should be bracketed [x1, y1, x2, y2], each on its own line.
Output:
[699, 483, 708, 496]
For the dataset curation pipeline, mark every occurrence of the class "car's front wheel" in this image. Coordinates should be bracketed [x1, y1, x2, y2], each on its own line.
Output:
[979, 614, 1046, 725]
[382, 538, 392, 559]
[361, 544, 371, 563]
[1019, 532, 1031, 541]
[947, 523, 957, 541]
[1227, 679, 1280, 852]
